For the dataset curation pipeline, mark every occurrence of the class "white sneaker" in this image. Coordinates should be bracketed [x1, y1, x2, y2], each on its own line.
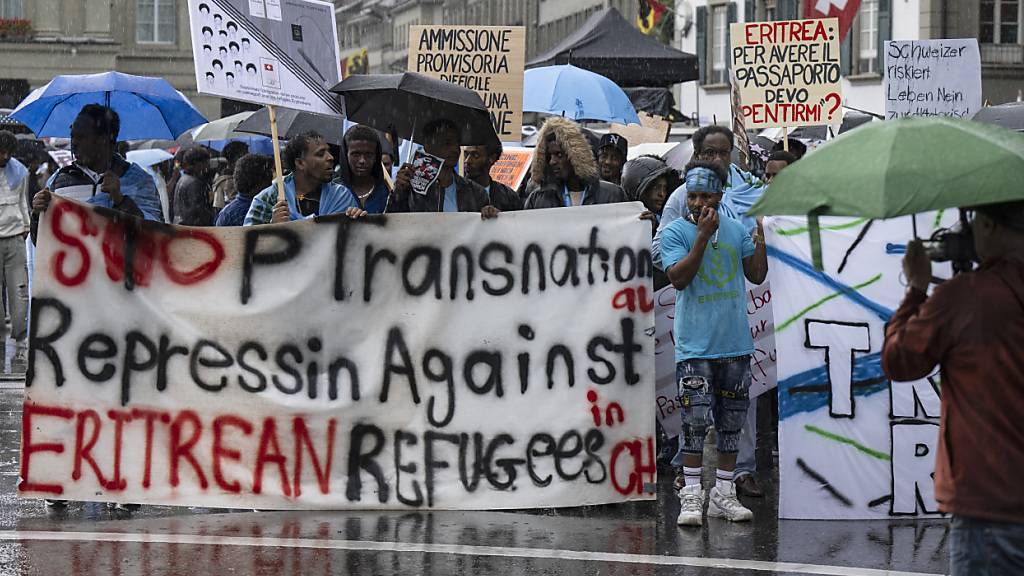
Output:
[676, 483, 705, 526]
[707, 482, 753, 522]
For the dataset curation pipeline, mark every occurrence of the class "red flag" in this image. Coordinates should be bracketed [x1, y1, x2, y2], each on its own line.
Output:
[637, 0, 667, 35]
[802, 0, 862, 42]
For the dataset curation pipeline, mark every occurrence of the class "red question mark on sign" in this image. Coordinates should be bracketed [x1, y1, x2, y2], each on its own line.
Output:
[823, 93, 841, 121]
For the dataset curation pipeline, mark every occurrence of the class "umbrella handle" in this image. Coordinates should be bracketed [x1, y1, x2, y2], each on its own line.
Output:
[268, 105, 287, 204]
[404, 118, 417, 165]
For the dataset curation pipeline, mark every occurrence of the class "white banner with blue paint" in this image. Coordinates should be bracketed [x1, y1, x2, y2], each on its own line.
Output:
[768, 213, 955, 520]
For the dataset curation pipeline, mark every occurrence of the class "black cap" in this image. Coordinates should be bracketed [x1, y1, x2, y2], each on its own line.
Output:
[599, 133, 628, 157]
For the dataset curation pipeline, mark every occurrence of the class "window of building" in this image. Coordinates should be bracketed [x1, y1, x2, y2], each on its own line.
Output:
[857, 0, 878, 73]
[137, 0, 176, 44]
[0, 0, 23, 19]
[981, 0, 1021, 44]
[710, 5, 728, 84]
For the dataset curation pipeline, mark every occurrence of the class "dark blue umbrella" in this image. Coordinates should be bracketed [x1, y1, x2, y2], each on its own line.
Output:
[10, 72, 208, 140]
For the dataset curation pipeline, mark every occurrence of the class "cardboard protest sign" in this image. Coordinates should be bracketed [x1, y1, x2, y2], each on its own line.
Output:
[884, 39, 981, 120]
[489, 148, 534, 190]
[408, 26, 526, 141]
[768, 213, 956, 519]
[21, 199, 656, 510]
[730, 19, 842, 129]
[609, 112, 671, 146]
[654, 282, 777, 438]
[410, 149, 444, 195]
[187, 0, 342, 115]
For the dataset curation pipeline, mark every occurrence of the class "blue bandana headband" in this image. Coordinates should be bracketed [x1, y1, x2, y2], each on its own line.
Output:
[685, 167, 724, 194]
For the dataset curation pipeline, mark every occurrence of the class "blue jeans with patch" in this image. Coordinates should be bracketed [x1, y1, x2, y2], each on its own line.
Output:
[670, 356, 752, 468]
[950, 516, 1024, 576]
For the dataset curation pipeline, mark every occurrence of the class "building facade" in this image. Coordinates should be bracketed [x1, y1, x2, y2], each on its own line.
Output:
[335, 0, 652, 73]
[0, 0, 220, 118]
[678, 0, 1023, 126]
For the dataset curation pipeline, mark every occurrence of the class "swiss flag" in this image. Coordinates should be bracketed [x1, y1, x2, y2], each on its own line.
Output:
[802, 0, 862, 42]
[263, 63, 275, 72]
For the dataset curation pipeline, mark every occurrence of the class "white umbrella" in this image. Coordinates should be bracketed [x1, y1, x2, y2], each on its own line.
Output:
[126, 149, 173, 167]
[190, 111, 254, 142]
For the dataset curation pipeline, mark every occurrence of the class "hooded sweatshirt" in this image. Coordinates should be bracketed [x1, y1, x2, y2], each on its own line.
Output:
[524, 117, 627, 209]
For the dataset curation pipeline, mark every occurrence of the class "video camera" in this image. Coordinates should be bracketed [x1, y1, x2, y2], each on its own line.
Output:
[922, 208, 976, 274]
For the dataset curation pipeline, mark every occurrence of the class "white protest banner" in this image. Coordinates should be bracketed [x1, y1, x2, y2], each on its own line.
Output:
[408, 26, 526, 141]
[187, 0, 342, 115]
[654, 281, 776, 438]
[730, 19, 842, 129]
[884, 39, 981, 120]
[768, 213, 956, 519]
[22, 199, 656, 510]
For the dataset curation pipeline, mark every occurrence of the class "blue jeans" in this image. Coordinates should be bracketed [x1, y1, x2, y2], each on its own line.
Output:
[950, 516, 1024, 576]
[671, 356, 751, 467]
[735, 393, 757, 478]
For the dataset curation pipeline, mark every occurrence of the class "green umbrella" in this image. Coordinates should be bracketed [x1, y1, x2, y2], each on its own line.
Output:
[749, 117, 1024, 268]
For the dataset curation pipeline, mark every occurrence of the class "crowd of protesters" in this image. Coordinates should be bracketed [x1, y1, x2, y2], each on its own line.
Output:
[19, 103, 790, 526]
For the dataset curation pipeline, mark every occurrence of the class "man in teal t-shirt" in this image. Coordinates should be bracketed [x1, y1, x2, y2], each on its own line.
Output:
[659, 161, 768, 527]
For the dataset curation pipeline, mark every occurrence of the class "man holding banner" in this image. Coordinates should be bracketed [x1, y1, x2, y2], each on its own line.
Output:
[463, 141, 522, 212]
[660, 161, 768, 527]
[392, 119, 499, 217]
[244, 131, 360, 225]
[524, 117, 627, 210]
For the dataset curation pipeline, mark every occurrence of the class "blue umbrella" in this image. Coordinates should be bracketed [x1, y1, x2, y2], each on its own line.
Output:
[10, 72, 208, 140]
[523, 64, 640, 125]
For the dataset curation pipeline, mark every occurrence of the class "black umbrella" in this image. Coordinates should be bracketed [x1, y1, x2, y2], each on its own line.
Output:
[236, 107, 346, 145]
[972, 101, 1024, 132]
[330, 72, 498, 147]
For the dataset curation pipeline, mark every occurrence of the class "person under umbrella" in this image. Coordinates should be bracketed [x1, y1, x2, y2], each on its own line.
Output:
[334, 125, 391, 214]
[244, 131, 360, 225]
[463, 140, 522, 212]
[32, 104, 163, 222]
[215, 153, 273, 227]
[174, 146, 216, 226]
[390, 119, 498, 217]
[211, 140, 249, 210]
[523, 117, 627, 210]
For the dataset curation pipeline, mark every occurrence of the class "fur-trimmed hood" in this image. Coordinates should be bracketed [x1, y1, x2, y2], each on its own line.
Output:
[530, 117, 599, 186]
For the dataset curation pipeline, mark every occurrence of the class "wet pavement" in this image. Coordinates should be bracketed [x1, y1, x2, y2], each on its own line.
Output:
[0, 385, 950, 575]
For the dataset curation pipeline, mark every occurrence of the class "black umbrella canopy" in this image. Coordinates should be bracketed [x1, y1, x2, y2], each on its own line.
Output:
[330, 73, 498, 148]
[527, 7, 699, 87]
[236, 107, 346, 145]
[972, 101, 1024, 132]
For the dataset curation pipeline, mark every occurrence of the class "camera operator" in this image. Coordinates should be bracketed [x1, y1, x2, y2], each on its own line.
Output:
[882, 200, 1024, 576]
